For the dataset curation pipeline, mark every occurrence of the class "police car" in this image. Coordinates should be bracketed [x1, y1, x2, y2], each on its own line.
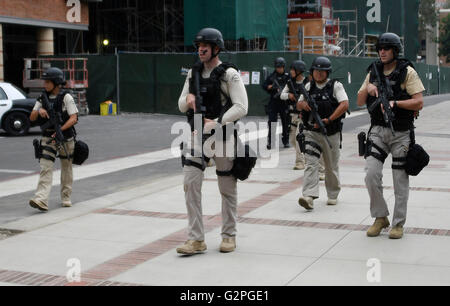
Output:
[0, 82, 38, 136]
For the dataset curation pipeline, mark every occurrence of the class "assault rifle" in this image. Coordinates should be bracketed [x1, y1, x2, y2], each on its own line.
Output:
[287, 79, 332, 149]
[186, 61, 206, 130]
[367, 61, 396, 136]
[272, 78, 283, 99]
[39, 92, 69, 159]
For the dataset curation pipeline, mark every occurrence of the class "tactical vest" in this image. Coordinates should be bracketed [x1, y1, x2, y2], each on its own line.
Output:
[269, 72, 289, 101]
[366, 59, 415, 131]
[287, 78, 306, 114]
[189, 62, 238, 121]
[303, 79, 342, 135]
[40, 91, 76, 139]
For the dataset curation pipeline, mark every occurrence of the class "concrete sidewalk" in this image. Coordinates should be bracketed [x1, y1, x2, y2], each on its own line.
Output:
[0, 101, 450, 286]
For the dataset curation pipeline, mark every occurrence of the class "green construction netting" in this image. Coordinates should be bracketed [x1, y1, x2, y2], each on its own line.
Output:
[332, 0, 420, 61]
[86, 55, 117, 114]
[44, 52, 450, 115]
[184, 0, 287, 51]
[118, 52, 299, 116]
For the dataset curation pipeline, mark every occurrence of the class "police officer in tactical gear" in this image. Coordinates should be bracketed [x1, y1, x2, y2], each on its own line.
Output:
[357, 32, 424, 239]
[262, 57, 290, 149]
[297, 56, 349, 211]
[29, 67, 79, 212]
[177, 28, 248, 254]
[280, 60, 307, 170]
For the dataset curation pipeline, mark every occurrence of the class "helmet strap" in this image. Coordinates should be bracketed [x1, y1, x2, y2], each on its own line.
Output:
[210, 44, 220, 59]
[46, 82, 56, 94]
[47, 83, 61, 96]
[295, 71, 304, 81]
[381, 55, 397, 65]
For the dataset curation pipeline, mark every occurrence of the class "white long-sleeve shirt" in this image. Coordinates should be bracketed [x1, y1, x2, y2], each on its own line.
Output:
[280, 79, 348, 104]
[178, 61, 248, 124]
[280, 78, 306, 102]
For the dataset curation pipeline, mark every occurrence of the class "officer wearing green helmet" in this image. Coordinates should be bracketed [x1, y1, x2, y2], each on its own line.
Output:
[357, 32, 425, 239]
[177, 28, 248, 255]
[29, 67, 79, 212]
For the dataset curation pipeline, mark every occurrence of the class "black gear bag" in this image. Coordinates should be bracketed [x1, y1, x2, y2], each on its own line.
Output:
[216, 134, 257, 181]
[231, 143, 257, 181]
[405, 128, 429, 176]
[73, 140, 89, 165]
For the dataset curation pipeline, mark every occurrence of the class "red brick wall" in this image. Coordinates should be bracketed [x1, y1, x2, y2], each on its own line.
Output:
[0, 0, 89, 25]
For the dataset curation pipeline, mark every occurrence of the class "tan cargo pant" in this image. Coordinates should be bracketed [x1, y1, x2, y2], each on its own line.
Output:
[365, 126, 410, 227]
[302, 130, 341, 200]
[182, 133, 238, 241]
[289, 113, 305, 166]
[291, 114, 325, 172]
[32, 136, 75, 206]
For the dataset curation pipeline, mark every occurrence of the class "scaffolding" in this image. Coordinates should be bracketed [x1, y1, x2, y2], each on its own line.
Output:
[22, 58, 89, 115]
[286, 18, 343, 56]
[332, 9, 358, 56]
[286, 4, 406, 59]
[93, 0, 184, 53]
[286, 1, 353, 56]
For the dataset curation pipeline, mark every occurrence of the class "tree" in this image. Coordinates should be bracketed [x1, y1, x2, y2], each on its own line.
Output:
[439, 14, 450, 62]
[419, 0, 439, 39]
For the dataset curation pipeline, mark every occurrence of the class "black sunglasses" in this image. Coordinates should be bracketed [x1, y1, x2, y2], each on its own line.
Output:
[377, 46, 393, 51]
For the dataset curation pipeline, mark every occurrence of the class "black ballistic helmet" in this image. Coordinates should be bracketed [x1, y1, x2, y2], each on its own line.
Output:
[274, 57, 286, 68]
[194, 28, 225, 50]
[376, 32, 403, 57]
[42, 67, 66, 86]
[290, 60, 306, 74]
[310, 56, 332, 73]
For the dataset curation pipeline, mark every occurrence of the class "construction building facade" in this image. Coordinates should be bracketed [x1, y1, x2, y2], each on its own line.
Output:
[0, 0, 92, 87]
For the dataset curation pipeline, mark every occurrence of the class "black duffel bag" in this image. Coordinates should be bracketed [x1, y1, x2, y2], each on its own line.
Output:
[73, 140, 89, 165]
[405, 143, 429, 176]
[404, 128, 429, 176]
[231, 143, 257, 181]
[216, 142, 257, 181]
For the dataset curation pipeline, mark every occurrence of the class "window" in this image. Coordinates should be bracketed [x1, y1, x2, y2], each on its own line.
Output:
[0, 87, 7, 100]
[10, 84, 28, 98]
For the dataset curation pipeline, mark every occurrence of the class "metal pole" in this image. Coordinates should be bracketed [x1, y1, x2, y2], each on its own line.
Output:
[386, 15, 390, 32]
[401, 0, 405, 56]
[437, 18, 440, 94]
[356, 8, 358, 54]
[298, 26, 304, 60]
[116, 47, 120, 115]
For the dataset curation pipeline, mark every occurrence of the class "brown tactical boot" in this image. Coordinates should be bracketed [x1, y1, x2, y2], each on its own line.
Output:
[62, 202, 72, 208]
[367, 217, 390, 237]
[29, 199, 48, 212]
[327, 198, 338, 206]
[220, 238, 236, 253]
[298, 196, 314, 211]
[293, 162, 305, 170]
[176, 240, 207, 255]
[389, 226, 404, 239]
